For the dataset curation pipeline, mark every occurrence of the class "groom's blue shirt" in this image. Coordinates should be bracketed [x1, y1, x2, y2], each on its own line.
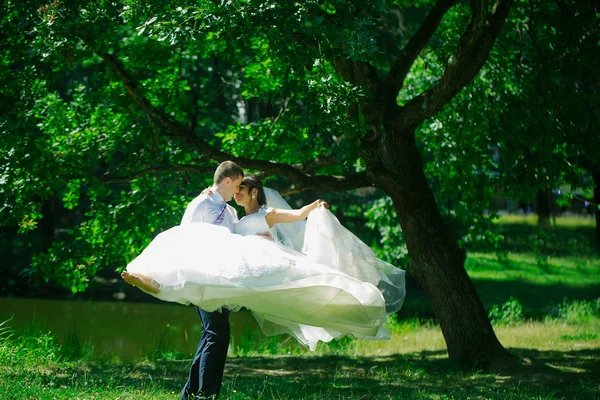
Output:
[180, 187, 238, 232]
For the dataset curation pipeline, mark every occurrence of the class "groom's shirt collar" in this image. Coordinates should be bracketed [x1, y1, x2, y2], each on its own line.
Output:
[181, 185, 237, 227]
[210, 186, 225, 204]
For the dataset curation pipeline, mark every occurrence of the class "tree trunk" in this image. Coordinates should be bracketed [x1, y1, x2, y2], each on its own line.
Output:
[536, 187, 552, 228]
[594, 171, 600, 251]
[39, 197, 55, 252]
[369, 122, 514, 367]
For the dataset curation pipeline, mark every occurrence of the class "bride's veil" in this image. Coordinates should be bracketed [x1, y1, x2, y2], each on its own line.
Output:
[264, 186, 405, 316]
[263, 187, 306, 252]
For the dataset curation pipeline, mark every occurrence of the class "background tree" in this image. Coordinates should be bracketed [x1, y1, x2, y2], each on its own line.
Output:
[6, 0, 597, 367]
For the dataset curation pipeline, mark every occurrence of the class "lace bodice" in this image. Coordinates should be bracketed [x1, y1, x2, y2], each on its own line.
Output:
[234, 207, 275, 237]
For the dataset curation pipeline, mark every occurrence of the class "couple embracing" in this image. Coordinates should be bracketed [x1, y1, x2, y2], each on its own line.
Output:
[122, 161, 405, 399]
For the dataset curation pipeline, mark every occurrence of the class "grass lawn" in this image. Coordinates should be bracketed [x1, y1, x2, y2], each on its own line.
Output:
[1, 318, 599, 399]
[403, 215, 600, 318]
[1, 216, 599, 399]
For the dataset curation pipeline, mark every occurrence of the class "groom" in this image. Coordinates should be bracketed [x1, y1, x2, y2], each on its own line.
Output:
[180, 160, 244, 400]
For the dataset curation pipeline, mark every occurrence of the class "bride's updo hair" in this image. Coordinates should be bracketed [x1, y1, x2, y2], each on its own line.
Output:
[241, 176, 267, 207]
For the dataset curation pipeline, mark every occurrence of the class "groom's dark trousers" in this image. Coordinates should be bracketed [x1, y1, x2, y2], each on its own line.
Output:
[181, 306, 230, 400]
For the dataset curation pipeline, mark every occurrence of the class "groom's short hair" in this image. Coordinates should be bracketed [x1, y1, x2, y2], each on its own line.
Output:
[214, 161, 244, 184]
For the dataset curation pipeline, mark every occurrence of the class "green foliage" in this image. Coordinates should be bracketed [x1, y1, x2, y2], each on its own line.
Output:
[488, 297, 524, 325]
[1, 0, 598, 293]
[232, 328, 292, 357]
[59, 327, 95, 361]
[385, 314, 425, 336]
[529, 229, 551, 269]
[365, 196, 408, 267]
[145, 325, 175, 361]
[555, 298, 600, 325]
[0, 319, 59, 365]
[489, 1, 599, 200]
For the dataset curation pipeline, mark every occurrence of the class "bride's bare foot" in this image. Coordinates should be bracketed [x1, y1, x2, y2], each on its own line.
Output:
[121, 271, 160, 294]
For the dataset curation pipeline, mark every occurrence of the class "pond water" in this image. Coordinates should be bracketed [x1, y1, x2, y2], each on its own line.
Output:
[0, 297, 258, 359]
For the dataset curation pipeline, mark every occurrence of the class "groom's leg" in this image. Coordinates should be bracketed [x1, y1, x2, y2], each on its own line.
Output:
[197, 307, 230, 399]
[181, 306, 207, 399]
[181, 306, 230, 399]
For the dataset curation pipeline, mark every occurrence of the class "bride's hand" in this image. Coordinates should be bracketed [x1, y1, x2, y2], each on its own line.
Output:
[317, 199, 330, 209]
[201, 187, 213, 196]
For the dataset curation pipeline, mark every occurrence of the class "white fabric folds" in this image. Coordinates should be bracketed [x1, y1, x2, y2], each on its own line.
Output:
[127, 206, 405, 350]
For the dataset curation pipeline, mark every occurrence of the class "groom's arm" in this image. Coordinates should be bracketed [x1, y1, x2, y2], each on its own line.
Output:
[181, 196, 221, 225]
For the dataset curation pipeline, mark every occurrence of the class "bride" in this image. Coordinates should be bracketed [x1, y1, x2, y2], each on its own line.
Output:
[122, 176, 405, 349]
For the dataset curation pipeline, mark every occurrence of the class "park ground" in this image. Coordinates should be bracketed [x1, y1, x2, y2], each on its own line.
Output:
[1, 216, 599, 399]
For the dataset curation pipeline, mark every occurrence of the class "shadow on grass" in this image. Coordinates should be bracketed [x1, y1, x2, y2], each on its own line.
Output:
[221, 349, 600, 399]
[486, 222, 598, 258]
[403, 278, 600, 319]
[11, 348, 598, 399]
[471, 280, 600, 316]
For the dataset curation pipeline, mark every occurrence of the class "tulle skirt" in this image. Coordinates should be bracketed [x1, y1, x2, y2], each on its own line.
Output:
[126, 208, 405, 350]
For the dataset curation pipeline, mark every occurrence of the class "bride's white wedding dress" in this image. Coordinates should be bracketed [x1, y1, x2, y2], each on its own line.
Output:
[126, 204, 405, 350]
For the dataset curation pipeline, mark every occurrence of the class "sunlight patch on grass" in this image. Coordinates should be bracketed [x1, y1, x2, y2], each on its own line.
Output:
[495, 320, 600, 351]
[495, 215, 596, 228]
[466, 252, 600, 286]
[342, 319, 600, 359]
[545, 363, 589, 374]
[350, 324, 447, 357]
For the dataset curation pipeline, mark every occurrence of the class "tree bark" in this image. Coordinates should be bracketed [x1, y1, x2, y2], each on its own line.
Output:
[536, 187, 552, 228]
[368, 120, 514, 368]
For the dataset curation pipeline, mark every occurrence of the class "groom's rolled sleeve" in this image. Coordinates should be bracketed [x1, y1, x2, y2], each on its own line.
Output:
[181, 196, 223, 225]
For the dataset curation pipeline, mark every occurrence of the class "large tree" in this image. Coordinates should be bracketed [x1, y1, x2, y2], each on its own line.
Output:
[2, 0, 523, 366]
[490, 1, 600, 237]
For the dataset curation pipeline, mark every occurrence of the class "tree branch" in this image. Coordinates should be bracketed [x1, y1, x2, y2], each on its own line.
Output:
[97, 165, 215, 183]
[292, 155, 339, 173]
[389, 0, 458, 93]
[332, 56, 382, 97]
[256, 97, 290, 157]
[276, 171, 372, 196]
[396, 0, 513, 129]
[95, 51, 373, 192]
[62, 164, 215, 184]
